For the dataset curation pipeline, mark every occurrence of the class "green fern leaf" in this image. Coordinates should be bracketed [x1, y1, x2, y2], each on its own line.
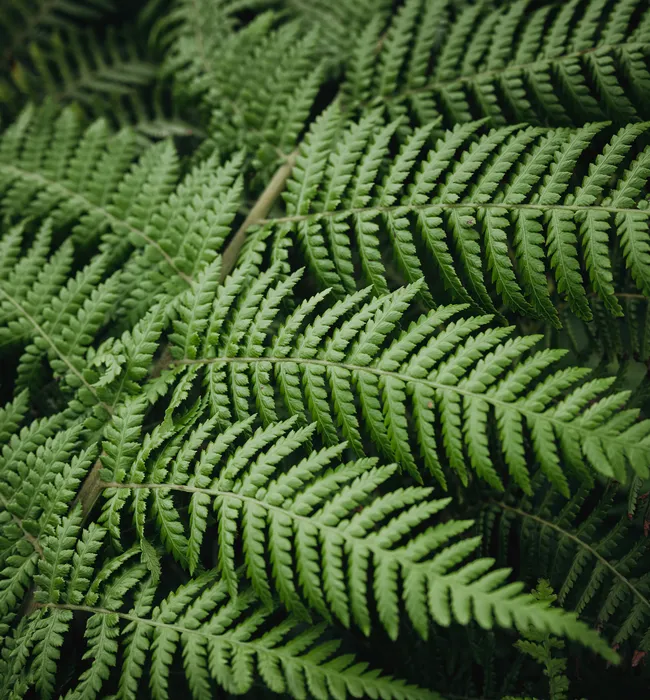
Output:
[270, 115, 650, 325]
[343, 0, 650, 127]
[166, 267, 650, 492]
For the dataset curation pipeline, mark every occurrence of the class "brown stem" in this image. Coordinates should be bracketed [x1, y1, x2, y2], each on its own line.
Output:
[73, 151, 298, 524]
[219, 149, 298, 281]
[74, 452, 107, 521]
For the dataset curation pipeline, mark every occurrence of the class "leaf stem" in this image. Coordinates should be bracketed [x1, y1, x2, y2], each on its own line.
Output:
[493, 501, 650, 614]
[219, 149, 298, 281]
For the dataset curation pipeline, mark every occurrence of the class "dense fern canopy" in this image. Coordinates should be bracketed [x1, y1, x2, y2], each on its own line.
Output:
[2, 1, 650, 700]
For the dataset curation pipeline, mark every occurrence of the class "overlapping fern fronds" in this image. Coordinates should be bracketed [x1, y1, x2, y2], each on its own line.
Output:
[513, 581, 572, 700]
[543, 295, 650, 365]
[0, 220, 119, 402]
[239, 0, 394, 63]
[3, 558, 436, 700]
[151, 0, 240, 92]
[99, 403, 616, 646]
[484, 477, 650, 654]
[269, 107, 650, 325]
[0, 104, 243, 325]
[154, 3, 324, 169]
[0, 372, 616, 699]
[0, 0, 115, 59]
[2, 1, 650, 695]
[342, 0, 650, 128]
[157, 262, 650, 495]
[0, 398, 88, 621]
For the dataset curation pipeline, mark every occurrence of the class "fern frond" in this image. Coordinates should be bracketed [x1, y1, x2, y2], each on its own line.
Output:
[152, 0, 239, 91]
[0, 0, 115, 62]
[204, 19, 324, 173]
[156, 4, 326, 171]
[100, 408, 617, 654]
[0, 397, 91, 618]
[163, 265, 650, 494]
[485, 480, 650, 654]
[0, 229, 120, 402]
[247, 0, 393, 63]
[515, 581, 570, 700]
[6, 552, 441, 699]
[269, 112, 650, 325]
[0, 106, 243, 387]
[0, 26, 159, 128]
[1, 4, 648, 695]
[546, 295, 650, 364]
[102, 81, 202, 142]
[342, 0, 650, 127]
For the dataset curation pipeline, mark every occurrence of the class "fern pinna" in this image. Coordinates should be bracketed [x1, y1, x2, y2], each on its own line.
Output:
[3, 1, 650, 698]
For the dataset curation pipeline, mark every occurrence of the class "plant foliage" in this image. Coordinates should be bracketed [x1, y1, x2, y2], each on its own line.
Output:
[2, 1, 650, 699]
[342, 0, 650, 128]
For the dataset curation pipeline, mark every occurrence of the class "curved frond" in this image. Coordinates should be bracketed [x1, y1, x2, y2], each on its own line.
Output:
[0, 400, 91, 619]
[156, 4, 325, 170]
[103, 410, 618, 654]
[164, 266, 650, 494]
[0, 106, 242, 408]
[0, 0, 115, 62]
[0, 26, 160, 131]
[485, 479, 650, 654]
[6, 564, 438, 700]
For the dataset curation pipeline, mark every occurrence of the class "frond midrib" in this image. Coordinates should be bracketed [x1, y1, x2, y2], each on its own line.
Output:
[103, 479, 440, 569]
[0, 164, 193, 285]
[368, 36, 644, 107]
[0, 285, 112, 413]
[494, 501, 650, 616]
[176, 355, 637, 447]
[34, 600, 410, 686]
[259, 200, 648, 227]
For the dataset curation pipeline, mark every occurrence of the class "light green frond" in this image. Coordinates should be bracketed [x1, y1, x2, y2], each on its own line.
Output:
[168, 268, 650, 492]
[9, 563, 440, 700]
[268, 116, 650, 326]
[92, 408, 615, 660]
